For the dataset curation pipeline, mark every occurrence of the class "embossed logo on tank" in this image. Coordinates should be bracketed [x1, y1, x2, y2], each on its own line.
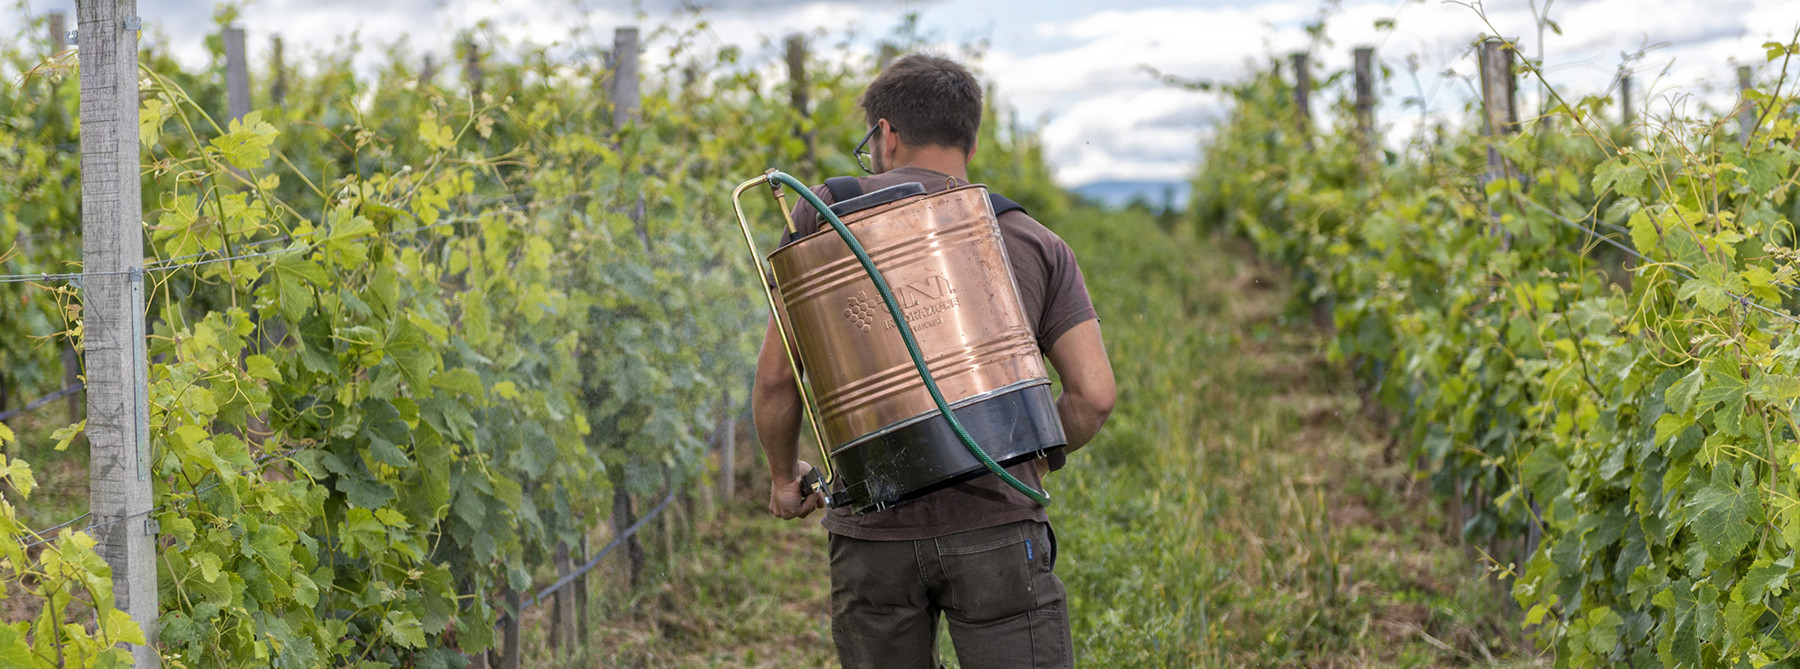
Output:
[843, 293, 878, 332]
[898, 275, 955, 308]
[846, 277, 960, 334]
[885, 276, 959, 333]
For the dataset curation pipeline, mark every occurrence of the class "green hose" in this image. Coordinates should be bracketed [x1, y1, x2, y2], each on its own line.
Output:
[768, 171, 1051, 507]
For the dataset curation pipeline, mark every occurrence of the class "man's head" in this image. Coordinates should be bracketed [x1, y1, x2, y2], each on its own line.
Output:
[859, 54, 982, 170]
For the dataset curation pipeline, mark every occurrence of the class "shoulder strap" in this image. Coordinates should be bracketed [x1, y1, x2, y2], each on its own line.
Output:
[786, 177, 866, 247]
[824, 176, 864, 203]
[989, 193, 1027, 218]
[822, 176, 1026, 220]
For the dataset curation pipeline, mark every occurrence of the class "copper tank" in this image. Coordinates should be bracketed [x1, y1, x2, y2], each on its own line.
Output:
[768, 184, 1060, 510]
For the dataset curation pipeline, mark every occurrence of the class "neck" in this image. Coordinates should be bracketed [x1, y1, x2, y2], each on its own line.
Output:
[889, 144, 970, 182]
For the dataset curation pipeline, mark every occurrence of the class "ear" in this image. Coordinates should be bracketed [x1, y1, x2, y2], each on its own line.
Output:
[965, 136, 979, 163]
[880, 119, 902, 160]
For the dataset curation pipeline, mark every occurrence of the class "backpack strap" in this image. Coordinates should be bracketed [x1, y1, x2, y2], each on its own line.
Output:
[824, 176, 864, 205]
[783, 177, 866, 247]
[792, 177, 1025, 244]
[988, 193, 1027, 218]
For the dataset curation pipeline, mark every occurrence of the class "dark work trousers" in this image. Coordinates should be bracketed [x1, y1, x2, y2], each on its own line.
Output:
[829, 519, 1072, 669]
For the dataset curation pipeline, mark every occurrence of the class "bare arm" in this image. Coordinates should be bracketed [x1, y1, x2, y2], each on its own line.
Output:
[750, 314, 824, 519]
[1045, 319, 1115, 453]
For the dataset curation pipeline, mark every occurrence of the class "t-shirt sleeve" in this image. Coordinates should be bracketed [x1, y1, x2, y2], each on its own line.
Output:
[1036, 234, 1098, 353]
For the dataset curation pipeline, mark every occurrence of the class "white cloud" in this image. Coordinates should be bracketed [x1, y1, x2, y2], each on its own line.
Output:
[5, 0, 1800, 188]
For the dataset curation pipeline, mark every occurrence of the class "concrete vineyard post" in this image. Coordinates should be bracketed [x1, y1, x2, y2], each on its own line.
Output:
[78, 1, 159, 665]
[1739, 65, 1756, 145]
[1620, 74, 1633, 126]
[48, 12, 65, 53]
[224, 26, 251, 122]
[611, 27, 640, 129]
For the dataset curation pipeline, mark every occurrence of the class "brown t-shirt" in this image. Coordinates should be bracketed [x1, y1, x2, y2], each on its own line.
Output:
[779, 166, 1098, 541]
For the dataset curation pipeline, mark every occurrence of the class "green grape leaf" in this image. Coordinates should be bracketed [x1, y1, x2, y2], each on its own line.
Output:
[0, 455, 36, 498]
[383, 610, 428, 649]
[1691, 466, 1761, 564]
[1628, 209, 1660, 254]
[1594, 158, 1649, 198]
[1677, 263, 1746, 314]
[430, 368, 486, 402]
[1696, 359, 1749, 434]
[336, 476, 395, 510]
[0, 623, 34, 666]
[1666, 366, 1705, 414]
[1733, 554, 1793, 603]
[209, 111, 279, 170]
[419, 116, 456, 151]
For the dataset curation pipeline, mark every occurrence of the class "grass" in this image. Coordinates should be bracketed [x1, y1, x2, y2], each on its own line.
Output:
[3, 407, 88, 537]
[559, 206, 1552, 667]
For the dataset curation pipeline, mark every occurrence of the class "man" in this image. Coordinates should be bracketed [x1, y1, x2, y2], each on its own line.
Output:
[751, 53, 1115, 669]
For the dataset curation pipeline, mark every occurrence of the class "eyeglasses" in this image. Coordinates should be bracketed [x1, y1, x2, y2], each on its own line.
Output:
[854, 121, 894, 174]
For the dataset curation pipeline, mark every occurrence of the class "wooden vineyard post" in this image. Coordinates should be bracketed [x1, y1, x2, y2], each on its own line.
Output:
[78, 2, 159, 666]
[1353, 46, 1377, 162]
[576, 534, 591, 640]
[720, 391, 736, 506]
[224, 26, 251, 122]
[551, 542, 576, 655]
[420, 53, 437, 88]
[1739, 65, 1756, 145]
[787, 34, 817, 179]
[464, 38, 483, 100]
[63, 347, 81, 423]
[48, 12, 66, 53]
[501, 587, 521, 669]
[270, 36, 286, 107]
[1289, 52, 1310, 133]
[1478, 38, 1518, 239]
[878, 43, 899, 69]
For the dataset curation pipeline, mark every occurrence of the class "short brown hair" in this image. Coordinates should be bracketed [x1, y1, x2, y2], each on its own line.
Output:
[859, 54, 982, 152]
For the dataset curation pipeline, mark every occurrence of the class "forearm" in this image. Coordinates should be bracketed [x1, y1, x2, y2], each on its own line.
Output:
[752, 314, 808, 483]
[1057, 390, 1110, 453]
[1044, 320, 1116, 456]
[753, 380, 805, 482]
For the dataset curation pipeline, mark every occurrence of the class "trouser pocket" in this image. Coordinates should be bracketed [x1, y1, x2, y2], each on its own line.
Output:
[935, 521, 1070, 668]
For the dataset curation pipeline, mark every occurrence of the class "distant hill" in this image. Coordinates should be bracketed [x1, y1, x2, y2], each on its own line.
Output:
[1070, 180, 1191, 212]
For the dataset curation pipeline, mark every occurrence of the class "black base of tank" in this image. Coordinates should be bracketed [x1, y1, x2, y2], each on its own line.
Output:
[827, 383, 1067, 514]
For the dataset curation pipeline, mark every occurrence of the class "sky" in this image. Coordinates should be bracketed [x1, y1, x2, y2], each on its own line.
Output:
[6, 0, 1800, 188]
